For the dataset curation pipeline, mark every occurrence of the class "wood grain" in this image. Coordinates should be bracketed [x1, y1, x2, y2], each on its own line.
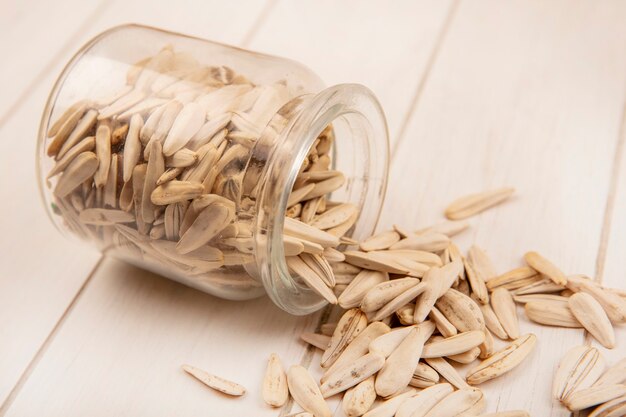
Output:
[381, 0, 626, 414]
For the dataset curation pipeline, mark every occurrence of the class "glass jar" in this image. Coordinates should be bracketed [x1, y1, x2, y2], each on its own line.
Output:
[37, 24, 389, 315]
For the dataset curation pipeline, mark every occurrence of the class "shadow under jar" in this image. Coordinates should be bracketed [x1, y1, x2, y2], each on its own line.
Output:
[38, 24, 389, 315]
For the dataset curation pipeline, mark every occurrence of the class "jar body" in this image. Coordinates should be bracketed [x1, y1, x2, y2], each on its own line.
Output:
[38, 24, 389, 314]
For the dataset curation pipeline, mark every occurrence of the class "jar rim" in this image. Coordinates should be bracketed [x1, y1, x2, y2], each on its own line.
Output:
[255, 83, 389, 315]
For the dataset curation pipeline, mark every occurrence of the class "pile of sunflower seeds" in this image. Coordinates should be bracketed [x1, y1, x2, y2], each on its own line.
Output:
[44, 46, 354, 296]
[183, 188, 626, 416]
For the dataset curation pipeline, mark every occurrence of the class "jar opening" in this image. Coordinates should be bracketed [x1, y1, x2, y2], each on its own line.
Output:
[255, 84, 389, 315]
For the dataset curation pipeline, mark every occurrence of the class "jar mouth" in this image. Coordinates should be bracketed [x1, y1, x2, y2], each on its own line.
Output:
[254, 83, 389, 315]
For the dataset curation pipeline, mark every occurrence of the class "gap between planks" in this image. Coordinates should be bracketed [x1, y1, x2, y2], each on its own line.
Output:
[0, 257, 104, 416]
[390, 0, 460, 160]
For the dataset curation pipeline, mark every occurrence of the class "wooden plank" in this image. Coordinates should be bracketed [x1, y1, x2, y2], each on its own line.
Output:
[380, 0, 626, 415]
[3, 1, 454, 415]
[0, 0, 271, 411]
[248, 0, 455, 141]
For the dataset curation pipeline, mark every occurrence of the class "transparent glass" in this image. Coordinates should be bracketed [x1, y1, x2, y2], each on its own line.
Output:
[37, 24, 389, 315]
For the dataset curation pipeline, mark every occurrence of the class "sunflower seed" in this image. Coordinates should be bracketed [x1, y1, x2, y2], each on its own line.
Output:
[424, 387, 485, 417]
[300, 253, 336, 287]
[142, 140, 165, 223]
[491, 288, 519, 339]
[311, 203, 358, 230]
[305, 172, 345, 200]
[177, 203, 234, 254]
[369, 321, 435, 359]
[360, 230, 401, 252]
[362, 388, 417, 417]
[417, 220, 470, 237]
[429, 306, 458, 338]
[56, 109, 98, 160]
[323, 322, 390, 380]
[47, 136, 95, 179]
[300, 333, 330, 350]
[262, 353, 288, 407]
[343, 376, 376, 417]
[513, 293, 570, 305]
[321, 309, 367, 368]
[375, 326, 428, 397]
[151, 181, 204, 206]
[553, 345, 605, 400]
[321, 352, 385, 397]
[478, 328, 495, 359]
[464, 257, 490, 304]
[287, 255, 338, 305]
[54, 152, 99, 198]
[435, 289, 485, 332]
[182, 364, 246, 396]
[524, 251, 567, 286]
[588, 394, 626, 417]
[566, 275, 626, 324]
[444, 187, 514, 220]
[487, 267, 540, 291]
[163, 102, 205, 156]
[360, 278, 421, 313]
[564, 384, 626, 411]
[409, 362, 440, 389]
[287, 365, 331, 417]
[165, 148, 198, 168]
[371, 282, 427, 322]
[569, 292, 615, 348]
[93, 124, 111, 188]
[396, 383, 453, 417]
[467, 245, 498, 282]
[594, 358, 626, 387]
[422, 330, 485, 358]
[514, 278, 565, 295]
[284, 217, 340, 248]
[476, 295, 508, 339]
[79, 208, 135, 225]
[382, 250, 443, 266]
[47, 101, 88, 143]
[119, 114, 143, 183]
[389, 232, 450, 252]
[466, 333, 536, 384]
[524, 300, 581, 328]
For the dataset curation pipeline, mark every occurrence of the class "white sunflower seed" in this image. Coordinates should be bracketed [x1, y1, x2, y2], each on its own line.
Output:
[569, 292, 615, 349]
[262, 353, 288, 407]
[491, 288, 519, 339]
[182, 364, 246, 396]
[287, 365, 331, 417]
[444, 187, 514, 220]
[553, 345, 605, 400]
[524, 251, 567, 286]
[466, 333, 536, 384]
[321, 309, 367, 368]
[396, 383, 453, 417]
[375, 326, 427, 397]
[342, 376, 376, 417]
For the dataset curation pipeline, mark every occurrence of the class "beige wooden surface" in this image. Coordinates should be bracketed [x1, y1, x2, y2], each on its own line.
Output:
[1, 1, 625, 416]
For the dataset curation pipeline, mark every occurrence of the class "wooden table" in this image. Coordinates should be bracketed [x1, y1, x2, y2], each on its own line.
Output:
[1, 1, 625, 415]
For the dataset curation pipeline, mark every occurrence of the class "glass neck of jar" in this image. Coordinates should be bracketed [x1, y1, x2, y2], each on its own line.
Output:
[249, 83, 389, 315]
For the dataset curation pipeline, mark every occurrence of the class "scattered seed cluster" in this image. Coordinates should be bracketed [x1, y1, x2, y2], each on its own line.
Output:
[184, 189, 626, 416]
